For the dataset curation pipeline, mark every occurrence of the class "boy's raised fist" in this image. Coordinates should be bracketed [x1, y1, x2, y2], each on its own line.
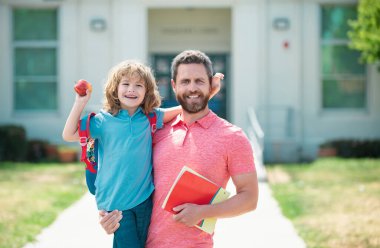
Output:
[74, 79, 92, 96]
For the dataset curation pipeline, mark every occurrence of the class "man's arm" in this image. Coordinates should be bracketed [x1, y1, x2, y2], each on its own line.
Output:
[172, 171, 258, 227]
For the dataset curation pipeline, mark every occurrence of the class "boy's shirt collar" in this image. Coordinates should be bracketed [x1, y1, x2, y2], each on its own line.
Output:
[118, 107, 143, 118]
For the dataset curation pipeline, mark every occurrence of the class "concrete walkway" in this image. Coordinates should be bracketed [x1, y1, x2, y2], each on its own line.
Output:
[23, 165, 306, 248]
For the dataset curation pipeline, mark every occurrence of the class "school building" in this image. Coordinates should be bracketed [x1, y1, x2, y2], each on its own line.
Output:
[1, 0, 379, 163]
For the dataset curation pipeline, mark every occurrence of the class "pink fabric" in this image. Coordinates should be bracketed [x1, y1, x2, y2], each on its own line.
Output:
[146, 111, 255, 248]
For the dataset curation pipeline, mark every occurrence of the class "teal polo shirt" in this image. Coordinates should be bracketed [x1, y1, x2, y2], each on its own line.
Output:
[90, 107, 164, 211]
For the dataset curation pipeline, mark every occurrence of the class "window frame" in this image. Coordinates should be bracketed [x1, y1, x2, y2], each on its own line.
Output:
[319, 3, 369, 112]
[11, 7, 59, 114]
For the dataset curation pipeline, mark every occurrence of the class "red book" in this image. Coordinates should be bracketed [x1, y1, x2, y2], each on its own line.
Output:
[162, 166, 230, 234]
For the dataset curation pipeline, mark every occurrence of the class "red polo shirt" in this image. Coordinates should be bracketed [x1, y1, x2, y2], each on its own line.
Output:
[146, 110, 255, 248]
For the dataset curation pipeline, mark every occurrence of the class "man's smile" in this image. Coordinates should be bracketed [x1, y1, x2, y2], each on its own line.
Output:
[187, 94, 200, 99]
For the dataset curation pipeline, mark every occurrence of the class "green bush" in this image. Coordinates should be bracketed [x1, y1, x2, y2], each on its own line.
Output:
[0, 125, 28, 161]
[27, 139, 49, 162]
[320, 139, 380, 158]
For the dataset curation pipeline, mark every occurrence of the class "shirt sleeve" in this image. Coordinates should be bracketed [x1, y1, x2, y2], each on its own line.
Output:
[227, 130, 256, 176]
[154, 108, 165, 130]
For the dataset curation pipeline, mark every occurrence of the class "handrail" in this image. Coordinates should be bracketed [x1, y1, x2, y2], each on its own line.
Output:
[248, 108, 264, 143]
[247, 107, 265, 171]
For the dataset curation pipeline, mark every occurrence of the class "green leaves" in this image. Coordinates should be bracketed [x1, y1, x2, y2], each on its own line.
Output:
[348, 0, 380, 68]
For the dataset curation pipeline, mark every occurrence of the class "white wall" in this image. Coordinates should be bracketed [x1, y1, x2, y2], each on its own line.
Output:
[148, 8, 231, 53]
[260, 0, 303, 162]
[112, 0, 147, 63]
[60, 0, 114, 142]
[231, 0, 261, 128]
[0, 3, 12, 120]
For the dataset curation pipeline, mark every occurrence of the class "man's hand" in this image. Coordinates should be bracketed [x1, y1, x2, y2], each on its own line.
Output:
[99, 210, 122, 234]
[172, 203, 205, 227]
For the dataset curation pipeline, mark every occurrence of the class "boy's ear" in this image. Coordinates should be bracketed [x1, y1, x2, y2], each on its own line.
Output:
[171, 79, 176, 93]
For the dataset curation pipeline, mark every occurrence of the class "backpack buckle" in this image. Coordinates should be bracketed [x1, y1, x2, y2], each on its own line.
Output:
[79, 137, 88, 147]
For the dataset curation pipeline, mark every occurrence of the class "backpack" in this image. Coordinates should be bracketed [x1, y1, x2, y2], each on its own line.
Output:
[78, 112, 157, 195]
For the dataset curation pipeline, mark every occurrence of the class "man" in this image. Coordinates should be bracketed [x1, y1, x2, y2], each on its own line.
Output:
[100, 50, 259, 247]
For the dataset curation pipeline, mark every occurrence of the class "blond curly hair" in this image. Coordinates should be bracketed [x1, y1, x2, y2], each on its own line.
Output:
[103, 60, 161, 115]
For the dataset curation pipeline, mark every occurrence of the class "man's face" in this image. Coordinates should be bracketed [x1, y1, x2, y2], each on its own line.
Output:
[172, 64, 211, 114]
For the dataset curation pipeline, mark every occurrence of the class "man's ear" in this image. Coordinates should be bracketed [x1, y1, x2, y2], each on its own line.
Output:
[171, 79, 176, 93]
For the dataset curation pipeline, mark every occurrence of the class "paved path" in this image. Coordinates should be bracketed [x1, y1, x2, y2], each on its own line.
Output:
[23, 165, 306, 248]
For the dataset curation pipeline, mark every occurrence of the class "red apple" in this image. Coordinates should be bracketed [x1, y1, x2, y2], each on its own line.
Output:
[74, 79, 92, 96]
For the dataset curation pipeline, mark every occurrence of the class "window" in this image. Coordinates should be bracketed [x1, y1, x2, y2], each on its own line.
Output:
[13, 8, 58, 111]
[321, 5, 366, 109]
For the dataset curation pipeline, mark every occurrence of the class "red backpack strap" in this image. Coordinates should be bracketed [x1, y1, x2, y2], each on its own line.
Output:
[78, 113, 96, 163]
[146, 112, 157, 136]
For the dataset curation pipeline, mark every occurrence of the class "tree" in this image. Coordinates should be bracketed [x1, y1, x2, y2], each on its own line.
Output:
[348, 0, 380, 69]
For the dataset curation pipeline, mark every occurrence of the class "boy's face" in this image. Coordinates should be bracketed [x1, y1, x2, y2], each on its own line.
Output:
[117, 75, 146, 113]
[171, 63, 211, 114]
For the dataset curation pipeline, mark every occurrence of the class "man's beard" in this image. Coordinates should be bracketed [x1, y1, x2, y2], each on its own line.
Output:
[176, 91, 210, 113]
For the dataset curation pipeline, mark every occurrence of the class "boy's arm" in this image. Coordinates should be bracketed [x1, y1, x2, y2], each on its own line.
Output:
[62, 90, 91, 142]
[162, 106, 182, 123]
[210, 73, 224, 99]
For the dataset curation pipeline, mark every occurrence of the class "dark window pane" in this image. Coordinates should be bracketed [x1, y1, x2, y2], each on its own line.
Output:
[15, 48, 57, 76]
[14, 81, 57, 110]
[157, 76, 171, 100]
[322, 44, 365, 75]
[321, 6, 356, 40]
[322, 79, 366, 108]
[13, 8, 57, 40]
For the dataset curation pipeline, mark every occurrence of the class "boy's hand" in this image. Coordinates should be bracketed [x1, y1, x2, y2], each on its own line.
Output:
[74, 79, 92, 104]
[75, 89, 91, 104]
[99, 210, 122, 234]
[74, 79, 92, 96]
[210, 73, 224, 99]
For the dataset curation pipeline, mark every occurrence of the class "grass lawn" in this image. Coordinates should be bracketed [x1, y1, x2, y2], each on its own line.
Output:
[0, 162, 86, 248]
[266, 158, 380, 248]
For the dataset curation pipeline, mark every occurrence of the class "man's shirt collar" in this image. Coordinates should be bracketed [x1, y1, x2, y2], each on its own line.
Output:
[171, 110, 216, 129]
